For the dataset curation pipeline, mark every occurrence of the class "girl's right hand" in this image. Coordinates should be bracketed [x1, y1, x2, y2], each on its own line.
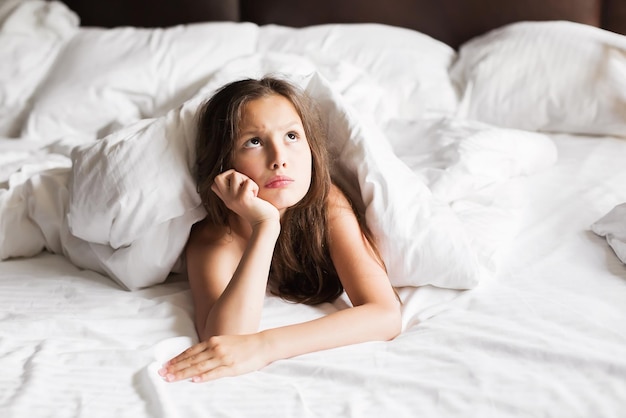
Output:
[211, 169, 280, 227]
[159, 333, 272, 383]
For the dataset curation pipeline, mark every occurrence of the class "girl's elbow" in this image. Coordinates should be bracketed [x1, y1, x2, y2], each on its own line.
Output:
[390, 310, 403, 340]
[380, 302, 402, 341]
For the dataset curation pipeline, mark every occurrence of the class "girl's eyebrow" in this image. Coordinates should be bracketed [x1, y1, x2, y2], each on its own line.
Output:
[239, 121, 302, 137]
[280, 121, 302, 130]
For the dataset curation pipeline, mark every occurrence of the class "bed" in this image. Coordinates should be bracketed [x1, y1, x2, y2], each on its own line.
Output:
[1, 0, 626, 416]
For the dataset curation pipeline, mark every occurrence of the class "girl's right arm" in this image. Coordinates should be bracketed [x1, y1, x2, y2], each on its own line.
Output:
[186, 169, 281, 340]
[186, 218, 279, 340]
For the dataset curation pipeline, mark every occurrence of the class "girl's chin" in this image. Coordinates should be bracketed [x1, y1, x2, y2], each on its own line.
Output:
[261, 193, 306, 212]
[271, 201, 296, 213]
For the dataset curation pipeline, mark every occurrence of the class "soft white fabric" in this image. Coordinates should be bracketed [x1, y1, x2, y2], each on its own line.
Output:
[66, 52, 339, 252]
[0, 0, 78, 137]
[68, 115, 201, 248]
[385, 117, 557, 279]
[1, 54, 315, 289]
[64, 98, 207, 288]
[0, 159, 70, 259]
[306, 73, 485, 289]
[0, 141, 205, 290]
[67, 54, 436, 288]
[1, 53, 553, 290]
[385, 117, 558, 202]
[258, 23, 459, 122]
[2, 134, 626, 418]
[591, 203, 626, 264]
[305, 75, 554, 289]
[451, 21, 626, 138]
[2, 9, 626, 415]
[0, 0, 22, 21]
[0, 135, 84, 260]
[22, 22, 259, 142]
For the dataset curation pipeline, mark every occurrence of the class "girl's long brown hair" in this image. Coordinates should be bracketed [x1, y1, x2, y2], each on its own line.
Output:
[195, 76, 383, 305]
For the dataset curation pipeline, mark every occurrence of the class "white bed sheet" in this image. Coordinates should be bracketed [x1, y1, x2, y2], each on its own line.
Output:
[1, 4, 626, 417]
[1, 133, 625, 418]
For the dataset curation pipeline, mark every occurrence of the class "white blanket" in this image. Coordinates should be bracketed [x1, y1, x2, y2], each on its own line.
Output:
[3, 133, 626, 418]
[0, 53, 557, 292]
[2, 4, 626, 417]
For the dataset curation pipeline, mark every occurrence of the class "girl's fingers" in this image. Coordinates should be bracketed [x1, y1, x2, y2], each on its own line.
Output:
[212, 170, 234, 193]
[160, 335, 267, 383]
[159, 349, 217, 381]
[225, 171, 244, 187]
[170, 353, 210, 372]
[210, 181, 222, 199]
[164, 357, 223, 382]
[167, 342, 208, 365]
[236, 178, 258, 198]
[213, 170, 254, 196]
[159, 338, 238, 382]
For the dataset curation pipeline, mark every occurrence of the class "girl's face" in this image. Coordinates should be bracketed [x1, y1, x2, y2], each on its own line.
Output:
[232, 94, 313, 213]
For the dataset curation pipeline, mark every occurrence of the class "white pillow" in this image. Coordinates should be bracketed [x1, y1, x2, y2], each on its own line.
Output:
[451, 21, 626, 138]
[65, 96, 207, 289]
[68, 101, 204, 249]
[63, 53, 323, 290]
[305, 74, 488, 289]
[385, 117, 558, 202]
[60, 209, 204, 291]
[0, 0, 78, 137]
[0, 149, 202, 290]
[22, 22, 259, 142]
[0, 158, 71, 260]
[385, 116, 557, 275]
[64, 52, 478, 290]
[21, 51, 553, 291]
[67, 51, 551, 291]
[200, 54, 489, 289]
[258, 23, 459, 123]
[66, 52, 325, 251]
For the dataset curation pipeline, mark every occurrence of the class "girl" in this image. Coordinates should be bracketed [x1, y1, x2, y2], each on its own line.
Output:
[158, 76, 401, 383]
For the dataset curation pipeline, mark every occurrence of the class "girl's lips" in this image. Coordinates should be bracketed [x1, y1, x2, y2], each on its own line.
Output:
[265, 175, 294, 188]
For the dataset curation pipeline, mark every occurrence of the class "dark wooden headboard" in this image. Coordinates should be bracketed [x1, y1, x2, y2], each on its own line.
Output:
[59, 0, 626, 49]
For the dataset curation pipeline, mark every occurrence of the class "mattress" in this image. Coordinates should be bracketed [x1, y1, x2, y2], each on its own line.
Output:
[1, 1, 626, 417]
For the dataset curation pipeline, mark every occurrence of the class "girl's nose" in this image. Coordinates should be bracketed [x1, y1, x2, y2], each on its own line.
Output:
[271, 160, 287, 169]
[269, 143, 287, 169]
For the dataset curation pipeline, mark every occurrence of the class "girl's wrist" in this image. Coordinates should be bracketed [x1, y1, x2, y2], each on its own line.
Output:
[257, 329, 280, 365]
[251, 219, 281, 239]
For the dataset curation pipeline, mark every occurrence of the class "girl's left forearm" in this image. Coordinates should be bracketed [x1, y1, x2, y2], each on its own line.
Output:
[160, 301, 401, 383]
[259, 302, 401, 364]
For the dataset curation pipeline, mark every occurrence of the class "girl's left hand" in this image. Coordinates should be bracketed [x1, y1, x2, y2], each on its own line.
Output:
[158, 333, 271, 383]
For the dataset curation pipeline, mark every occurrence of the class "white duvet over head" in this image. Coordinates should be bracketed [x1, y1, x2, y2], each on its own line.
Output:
[7, 5, 626, 290]
[1, 50, 557, 291]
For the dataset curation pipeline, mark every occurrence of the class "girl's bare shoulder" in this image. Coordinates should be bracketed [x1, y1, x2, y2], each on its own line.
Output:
[187, 218, 239, 250]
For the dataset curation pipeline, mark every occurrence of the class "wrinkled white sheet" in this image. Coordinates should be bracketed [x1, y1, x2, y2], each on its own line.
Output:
[1, 134, 625, 418]
[1, 4, 626, 417]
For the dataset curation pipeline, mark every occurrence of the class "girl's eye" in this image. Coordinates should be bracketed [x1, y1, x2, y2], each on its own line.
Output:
[286, 132, 298, 142]
[243, 137, 261, 148]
